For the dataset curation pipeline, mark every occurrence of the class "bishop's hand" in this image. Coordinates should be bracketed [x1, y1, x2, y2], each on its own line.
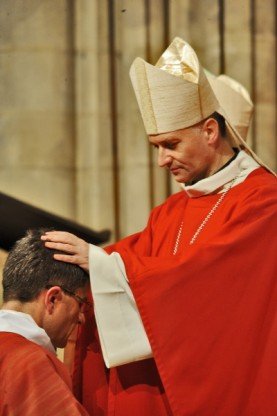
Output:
[41, 231, 89, 272]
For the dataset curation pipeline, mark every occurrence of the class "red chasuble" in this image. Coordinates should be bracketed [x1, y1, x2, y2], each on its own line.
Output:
[73, 168, 277, 416]
[0, 333, 89, 415]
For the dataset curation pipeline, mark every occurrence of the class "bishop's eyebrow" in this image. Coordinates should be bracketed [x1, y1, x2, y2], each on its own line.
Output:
[149, 136, 179, 145]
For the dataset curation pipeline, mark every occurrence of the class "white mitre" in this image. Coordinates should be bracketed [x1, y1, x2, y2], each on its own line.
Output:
[129, 37, 271, 171]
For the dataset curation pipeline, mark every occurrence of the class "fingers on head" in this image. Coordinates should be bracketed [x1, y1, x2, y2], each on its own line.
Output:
[53, 253, 77, 264]
[43, 231, 75, 244]
[45, 241, 75, 253]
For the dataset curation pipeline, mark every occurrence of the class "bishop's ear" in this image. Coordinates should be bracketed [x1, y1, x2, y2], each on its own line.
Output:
[203, 117, 220, 145]
[44, 286, 63, 314]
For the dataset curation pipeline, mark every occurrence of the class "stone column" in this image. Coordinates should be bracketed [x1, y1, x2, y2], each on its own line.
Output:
[225, 0, 253, 145]
[254, 0, 276, 170]
[74, 0, 116, 240]
[114, 0, 151, 238]
[0, 0, 76, 217]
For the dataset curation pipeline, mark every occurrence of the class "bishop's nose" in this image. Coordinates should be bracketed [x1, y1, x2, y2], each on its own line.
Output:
[157, 148, 172, 168]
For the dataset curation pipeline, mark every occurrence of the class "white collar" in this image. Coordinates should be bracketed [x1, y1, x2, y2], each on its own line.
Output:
[0, 309, 56, 354]
[182, 150, 260, 198]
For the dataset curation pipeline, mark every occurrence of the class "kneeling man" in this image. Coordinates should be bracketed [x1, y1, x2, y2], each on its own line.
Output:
[0, 228, 90, 415]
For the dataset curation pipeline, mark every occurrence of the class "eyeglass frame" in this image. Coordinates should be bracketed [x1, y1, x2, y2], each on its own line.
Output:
[45, 284, 92, 312]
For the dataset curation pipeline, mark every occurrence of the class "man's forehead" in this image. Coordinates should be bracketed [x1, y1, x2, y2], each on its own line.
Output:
[148, 126, 199, 144]
[149, 133, 176, 146]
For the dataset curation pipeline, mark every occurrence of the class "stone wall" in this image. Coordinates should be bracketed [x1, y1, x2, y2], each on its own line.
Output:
[0, 0, 275, 248]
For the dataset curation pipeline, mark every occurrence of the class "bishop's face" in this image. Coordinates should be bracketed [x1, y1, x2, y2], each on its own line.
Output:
[149, 124, 216, 184]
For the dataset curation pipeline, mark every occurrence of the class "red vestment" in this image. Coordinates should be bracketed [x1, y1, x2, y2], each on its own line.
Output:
[73, 168, 277, 416]
[0, 332, 89, 415]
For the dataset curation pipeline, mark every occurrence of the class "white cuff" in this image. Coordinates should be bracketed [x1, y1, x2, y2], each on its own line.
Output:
[89, 244, 152, 368]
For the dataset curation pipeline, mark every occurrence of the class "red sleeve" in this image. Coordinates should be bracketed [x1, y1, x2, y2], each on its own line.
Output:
[104, 203, 163, 256]
[104, 196, 180, 265]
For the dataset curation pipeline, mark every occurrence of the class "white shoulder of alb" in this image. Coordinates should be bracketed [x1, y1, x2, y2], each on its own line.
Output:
[0, 310, 55, 353]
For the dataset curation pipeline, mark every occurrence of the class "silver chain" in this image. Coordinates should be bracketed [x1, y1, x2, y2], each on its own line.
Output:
[173, 177, 238, 254]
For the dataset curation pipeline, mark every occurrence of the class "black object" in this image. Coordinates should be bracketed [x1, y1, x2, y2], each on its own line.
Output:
[0, 191, 110, 251]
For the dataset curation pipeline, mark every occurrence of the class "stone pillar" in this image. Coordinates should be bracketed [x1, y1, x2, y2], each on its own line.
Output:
[224, 0, 253, 145]
[254, 0, 276, 170]
[114, 0, 151, 238]
[0, 0, 76, 217]
[74, 0, 116, 240]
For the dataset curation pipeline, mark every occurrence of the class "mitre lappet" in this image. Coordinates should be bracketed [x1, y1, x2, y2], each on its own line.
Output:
[205, 72, 253, 141]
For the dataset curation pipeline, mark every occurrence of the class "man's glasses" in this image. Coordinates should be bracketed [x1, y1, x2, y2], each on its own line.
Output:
[45, 284, 92, 313]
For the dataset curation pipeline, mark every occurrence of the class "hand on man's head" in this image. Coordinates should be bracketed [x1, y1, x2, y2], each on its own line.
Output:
[41, 231, 89, 272]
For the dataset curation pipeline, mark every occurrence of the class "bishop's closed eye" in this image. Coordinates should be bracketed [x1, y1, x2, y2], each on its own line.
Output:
[164, 141, 177, 150]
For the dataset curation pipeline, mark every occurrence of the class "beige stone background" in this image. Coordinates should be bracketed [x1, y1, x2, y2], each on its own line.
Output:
[0, 0, 276, 306]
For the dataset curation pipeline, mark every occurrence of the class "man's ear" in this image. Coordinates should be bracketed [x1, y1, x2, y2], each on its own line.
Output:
[202, 117, 220, 145]
[44, 286, 63, 314]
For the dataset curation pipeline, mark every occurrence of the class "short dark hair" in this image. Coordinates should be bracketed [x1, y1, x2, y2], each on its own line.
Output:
[2, 228, 89, 302]
[209, 111, 226, 137]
